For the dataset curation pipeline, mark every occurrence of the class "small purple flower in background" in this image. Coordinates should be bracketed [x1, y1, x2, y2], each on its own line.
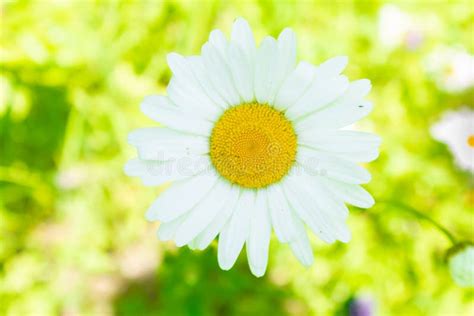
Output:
[405, 31, 424, 51]
[349, 296, 375, 316]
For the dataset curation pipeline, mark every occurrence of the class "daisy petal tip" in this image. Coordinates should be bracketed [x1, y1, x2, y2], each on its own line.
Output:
[262, 35, 277, 45]
[166, 52, 178, 62]
[279, 27, 295, 40]
[123, 160, 138, 177]
[356, 79, 372, 94]
[209, 29, 226, 41]
[156, 231, 168, 241]
[338, 226, 352, 243]
[233, 17, 250, 27]
[318, 55, 349, 76]
[341, 236, 352, 244]
[250, 267, 266, 278]
[338, 55, 349, 66]
[218, 260, 233, 271]
[197, 245, 207, 251]
[360, 197, 375, 209]
[126, 130, 142, 146]
[302, 260, 313, 268]
[372, 134, 382, 146]
[140, 95, 161, 115]
[145, 208, 159, 222]
[175, 231, 193, 248]
[166, 52, 184, 68]
[175, 238, 188, 248]
[362, 173, 372, 184]
[201, 42, 211, 54]
[331, 55, 349, 71]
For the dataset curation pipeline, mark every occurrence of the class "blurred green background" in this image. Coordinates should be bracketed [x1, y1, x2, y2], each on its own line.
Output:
[1, 1, 473, 315]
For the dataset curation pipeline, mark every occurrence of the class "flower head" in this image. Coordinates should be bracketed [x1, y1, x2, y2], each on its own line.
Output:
[378, 4, 424, 50]
[349, 296, 375, 316]
[431, 107, 474, 173]
[447, 242, 474, 288]
[425, 47, 474, 93]
[125, 18, 380, 277]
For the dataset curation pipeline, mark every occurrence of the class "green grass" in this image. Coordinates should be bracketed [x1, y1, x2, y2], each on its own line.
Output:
[1, 1, 473, 315]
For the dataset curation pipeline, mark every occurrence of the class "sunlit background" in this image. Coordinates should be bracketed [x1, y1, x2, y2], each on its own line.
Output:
[1, 1, 473, 315]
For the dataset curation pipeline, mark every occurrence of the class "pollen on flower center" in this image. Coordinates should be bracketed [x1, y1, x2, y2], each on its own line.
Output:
[209, 103, 297, 189]
[467, 135, 474, 148]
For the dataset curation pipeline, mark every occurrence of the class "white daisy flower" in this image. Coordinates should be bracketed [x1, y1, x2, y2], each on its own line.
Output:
[425, 47, 474, 93]
[431, 107, 474, 173]
[125, 18, 380, 277]
[378, 4, 424, 50]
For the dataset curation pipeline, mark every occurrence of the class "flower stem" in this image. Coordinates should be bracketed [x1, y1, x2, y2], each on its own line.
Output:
[376, 200, 457, 244]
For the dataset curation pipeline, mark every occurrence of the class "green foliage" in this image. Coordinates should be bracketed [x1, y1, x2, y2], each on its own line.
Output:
[0, 1, 473, 315]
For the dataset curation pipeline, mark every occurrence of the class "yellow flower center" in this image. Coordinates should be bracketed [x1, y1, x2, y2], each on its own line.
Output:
[209, 103, 297, 189]
[468, 135, 474, 148]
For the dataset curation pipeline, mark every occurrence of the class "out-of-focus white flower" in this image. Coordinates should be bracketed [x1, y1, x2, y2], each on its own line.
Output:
[425, 47, 474, 92]
[447, 243, 474, 288]
[378, 4, 424, 50]
[117, 242, 159, 279]
[431, 107, 474, 172]
[55, 166, 87, 190]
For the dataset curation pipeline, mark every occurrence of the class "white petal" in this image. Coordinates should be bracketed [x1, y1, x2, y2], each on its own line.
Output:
[124, 158, 152, 177]
[231, 18, 256, 62]
[228, 42, 254, 102]
[286, 75, 349, 120]
[297, 147, 372, 184]
[174, 180, 232, 247]
[254, 36, 278, 104]
[124, 158, 209, 186]
[299, 174, 350, 221]
[218, 190, 253, 270]
[167, 53, 221, 116]
[157, 216, 186, 241]
[284, 175, 351, 243]
[209, 30, 228, 58]
[298, 130, 381, 163]
[247, 190, 271, 277]
[296, 79, 373, 131]
[140, 95, 213, 135]
[317, 56, 348, 77]
[267, 184, 298, 243]
[283, 179, 336, 244]
[187, 56, 228, 108]
[275, 56, 346, 112]
[273, 61, 316, 110]
[322, 178, 375, 208]
[201, 43, 241, 106]
[288, 214, 314, 267]
[145, 172, 218, 222]
[267, 28, 297, 104]
[192, 186, 241, 250]
[128, 127, 208, 161]
[166, 77, 219, 121]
